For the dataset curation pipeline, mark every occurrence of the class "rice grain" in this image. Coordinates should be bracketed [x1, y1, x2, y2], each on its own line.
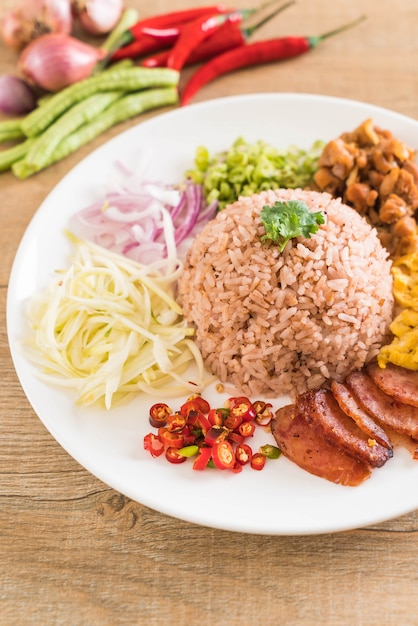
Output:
[178, 189, 394, 398]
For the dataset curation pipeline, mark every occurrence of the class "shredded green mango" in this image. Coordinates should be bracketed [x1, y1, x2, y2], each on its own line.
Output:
[185, 136, 324, 210]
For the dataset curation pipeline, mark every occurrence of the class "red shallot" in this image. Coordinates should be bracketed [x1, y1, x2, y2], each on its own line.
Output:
[18, 33, 107, 91]
[0, 75, 37, 114]
[1, 0, 73, 51]
[68, 170, 217, 264]
[72, 0, 124, 35]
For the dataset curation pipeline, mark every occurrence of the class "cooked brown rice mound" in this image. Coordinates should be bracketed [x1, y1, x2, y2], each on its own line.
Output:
[178, 189, 394, 398]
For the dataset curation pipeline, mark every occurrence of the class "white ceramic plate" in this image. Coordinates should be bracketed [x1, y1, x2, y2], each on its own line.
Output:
[7, 93, 418, 535]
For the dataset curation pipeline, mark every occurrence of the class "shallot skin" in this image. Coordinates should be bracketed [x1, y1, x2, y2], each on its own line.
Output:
[18, 33, 107, 91]
[72, 0, 124, 35]
[1, 0, 73, 51]
[0, 75, 37, 114]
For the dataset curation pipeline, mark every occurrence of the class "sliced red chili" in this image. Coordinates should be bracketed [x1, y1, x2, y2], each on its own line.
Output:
[228, 431, 245, 446]
[178, 425, 196, 446]
[253, 400, 274, 426]
[166, 413, 187, 432]
[211, 440, 236, 470]
[208, 407, 226, 426]
[158, 427, 184, 449]
[149, 402, 172, 428]
[228, 396, 256, 422]
[232, 460, 243, 473]
[193, 446, 213, 470]
[165, 446, 187, 464]
[235, 443, 253, 465]
[223, 412, 242, 430]
[180, 397, 210, 417]
[251, 452, 267, 471]
[189, 396, 211, 414]
[204, 425, 229, 446]
[237, 421, 256, 438]
[196, 413, 212, 435]
[143, 432, 165, 457]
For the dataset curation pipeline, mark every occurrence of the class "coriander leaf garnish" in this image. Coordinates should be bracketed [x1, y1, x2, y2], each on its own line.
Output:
[260, 200, 325, 252]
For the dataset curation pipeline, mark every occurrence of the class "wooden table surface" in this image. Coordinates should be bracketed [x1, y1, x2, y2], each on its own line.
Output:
[1, 0, 418, 624]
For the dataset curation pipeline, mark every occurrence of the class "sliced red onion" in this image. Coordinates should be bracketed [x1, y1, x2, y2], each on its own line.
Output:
[69, 175, 218, 263]
[0, 75, 37, 114]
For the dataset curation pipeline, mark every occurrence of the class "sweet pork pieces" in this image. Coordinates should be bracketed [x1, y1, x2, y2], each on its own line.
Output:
[272, 403, 371, 487]
[366, 362, 418, 408]
[271, 362, 418, 485]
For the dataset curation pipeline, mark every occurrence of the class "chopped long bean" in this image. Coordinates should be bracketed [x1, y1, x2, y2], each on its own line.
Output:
[21, 67, 179, 138]
[23, 91, 124, 175]
[0, 119, 24, 143]
[13, 87, 178, 179]
[0, 138, 35, 171]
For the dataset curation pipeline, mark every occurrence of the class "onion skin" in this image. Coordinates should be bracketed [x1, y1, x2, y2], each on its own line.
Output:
[73, 0, 124, 35]
[18, 33, 107, 91]
[0, 75, 37, 114]
[1, 0, 73, 51]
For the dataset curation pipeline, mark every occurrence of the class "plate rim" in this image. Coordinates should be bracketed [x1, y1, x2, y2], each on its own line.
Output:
[7, 91, 418, 535]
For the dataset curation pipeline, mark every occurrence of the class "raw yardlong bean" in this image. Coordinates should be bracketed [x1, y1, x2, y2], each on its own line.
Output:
[0, 119, 24, 143]
[13, 87, 178, 179]
[0, 138, 35, 171]
[21, 66, 179, 138]
[23, 91, 124, 175]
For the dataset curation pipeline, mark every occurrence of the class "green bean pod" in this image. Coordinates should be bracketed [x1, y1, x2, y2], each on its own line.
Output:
[0, 119, 25, 143]
[0, 138, 35, 172]
[23, 91, 124, 175]
[21, 67, 180, 138]
[13, 86, 178, 179]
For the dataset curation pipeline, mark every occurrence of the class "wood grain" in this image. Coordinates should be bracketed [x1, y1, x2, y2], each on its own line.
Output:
[1, 0, 418, 624]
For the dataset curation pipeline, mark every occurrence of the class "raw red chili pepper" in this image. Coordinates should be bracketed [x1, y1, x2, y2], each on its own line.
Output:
[142, 0, 295, 69]
[166, 446, 188, 464]
[228, 396, 256, 422]
[149, 402, 172, 428]
[180, 15, 365, 105]
[211, 440, 236, 469]
[111, 33, 177, 61]
[251, 452, 267, 470]
[112, 5, 229, 60]
[140, 26, 182, 40]
[143, 432, 165, 457]
[130, 5, 229, 34]
[166, 10, 249, 72]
